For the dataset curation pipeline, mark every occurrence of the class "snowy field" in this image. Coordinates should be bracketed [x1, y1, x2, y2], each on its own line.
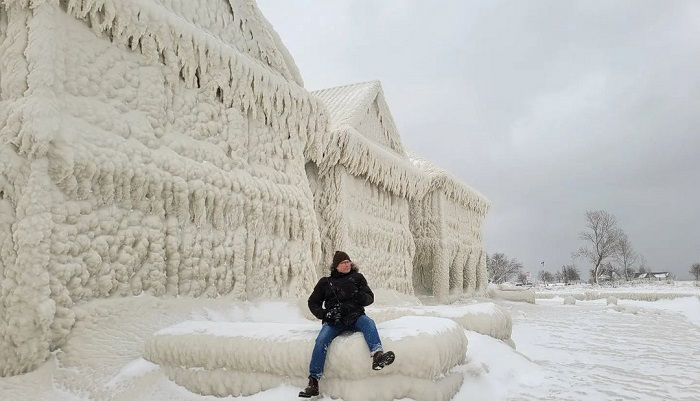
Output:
[1, 285, 699, 401]
[535, 280, 700, 299]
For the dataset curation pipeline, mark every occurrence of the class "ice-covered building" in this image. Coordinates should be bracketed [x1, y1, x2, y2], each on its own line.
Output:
[308, 81, 428, 294]
[408, 153, 490, 302]
[0, 0, 327, 376]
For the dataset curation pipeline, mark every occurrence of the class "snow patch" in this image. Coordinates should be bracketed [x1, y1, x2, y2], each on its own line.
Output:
[106, 358, 158, 388]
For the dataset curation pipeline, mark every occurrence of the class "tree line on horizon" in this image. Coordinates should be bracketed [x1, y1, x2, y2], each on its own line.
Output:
[486, 210, 700, 285]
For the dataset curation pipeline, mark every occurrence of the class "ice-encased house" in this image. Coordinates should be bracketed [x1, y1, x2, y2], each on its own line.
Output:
[0, 0, 327, 376]
[408, 153, 490, 302]
[308, 81, 429, 294]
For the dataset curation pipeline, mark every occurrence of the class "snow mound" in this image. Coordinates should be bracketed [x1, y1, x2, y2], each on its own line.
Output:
[490, 288, 536, 303]
[563, 296, 576, 305]
[144, 316, 466, 400]
[606, 296, 618, 305]
[368, 302, 513, 342]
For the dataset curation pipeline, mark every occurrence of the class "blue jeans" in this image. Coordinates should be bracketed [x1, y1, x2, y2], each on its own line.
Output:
[309, 315, 383, 379]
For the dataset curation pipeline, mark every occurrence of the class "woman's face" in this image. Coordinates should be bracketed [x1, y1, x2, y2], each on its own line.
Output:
[336, 260, 351, 274]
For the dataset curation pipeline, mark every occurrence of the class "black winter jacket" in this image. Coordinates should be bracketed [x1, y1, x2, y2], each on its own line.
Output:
[308, 265, 374, 326]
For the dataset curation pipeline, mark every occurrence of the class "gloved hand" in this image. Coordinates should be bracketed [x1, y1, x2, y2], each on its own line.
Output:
[324, 308, 342, 325]
[351, 289, 365, 304]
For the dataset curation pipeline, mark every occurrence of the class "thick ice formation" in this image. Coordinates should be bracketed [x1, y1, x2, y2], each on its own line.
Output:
[0, 0, 493, 380]
[490, 285, 536, 303]
[144, 316, 467, 401]
[308, 82, 427, 292]
[0, 0, 326, 376]
[368, 302, 513, 344]
[408, 152, 490, 302]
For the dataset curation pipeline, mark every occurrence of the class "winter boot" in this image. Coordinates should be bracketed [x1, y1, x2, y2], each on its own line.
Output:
[298, 377, 319, 398]
[372, 350, 395, 370]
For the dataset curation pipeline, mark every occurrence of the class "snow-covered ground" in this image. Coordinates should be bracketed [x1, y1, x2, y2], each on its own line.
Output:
[535, 280, 700, 298]
[1, 285, 699, 401]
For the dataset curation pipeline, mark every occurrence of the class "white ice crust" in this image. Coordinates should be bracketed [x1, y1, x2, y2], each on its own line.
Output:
[0, 0, 491, 381]
[144, 316, 467, 400]
[307, 82, 422, 292]
[368, 302, 513, 342]
[408, 152, 489, 301]
[0, 0, 327, 376]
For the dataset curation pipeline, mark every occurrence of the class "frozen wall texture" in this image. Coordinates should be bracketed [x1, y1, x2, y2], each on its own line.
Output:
[0, 0, 327, 376]
[409, 153, 490, 302]
[309, 82, 427, 292]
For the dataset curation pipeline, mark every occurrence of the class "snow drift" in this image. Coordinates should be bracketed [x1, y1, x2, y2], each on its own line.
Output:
[368, 302, 513, 343]
[144, 316, 467, 400]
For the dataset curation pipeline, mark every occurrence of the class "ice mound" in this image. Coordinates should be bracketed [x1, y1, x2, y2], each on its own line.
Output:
[607, 296, 618, 305]
[490, 287, 536, 303]
[564, 296, 576, 305]
[368, 302, 513, 343]
[144, 316, 467, 401]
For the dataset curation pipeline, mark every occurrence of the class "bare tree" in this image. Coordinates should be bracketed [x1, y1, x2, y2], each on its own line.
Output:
[573, 210, 622, 285]
[554, 271, 563, 283]
[561, 264, 580, 284]
[486, 253, 523, 284]
[691, 263, 700, 281]
[615, 232, 638, 281]
[537, 270, 554, 285]
[517, 272, 528, 285]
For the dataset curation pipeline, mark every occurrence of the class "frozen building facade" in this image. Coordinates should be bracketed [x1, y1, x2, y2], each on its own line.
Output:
[307, 82, 428, 294]
[0, 0, 491, 381]
[409, 153, 490, 302]
[0, 0, 327, 376]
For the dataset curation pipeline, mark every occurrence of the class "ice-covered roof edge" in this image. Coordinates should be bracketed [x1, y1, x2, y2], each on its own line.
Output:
[46, 0, 326, 161]
[408, 151, 490, 216]
[248, 0, 305, 87]
[317, 125, 430, 199]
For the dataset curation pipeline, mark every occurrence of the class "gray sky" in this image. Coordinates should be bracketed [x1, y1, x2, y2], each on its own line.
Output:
[258, 0, 700, 280]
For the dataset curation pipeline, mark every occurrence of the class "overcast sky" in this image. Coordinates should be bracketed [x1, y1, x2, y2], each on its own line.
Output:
[258, 0, 699, 280]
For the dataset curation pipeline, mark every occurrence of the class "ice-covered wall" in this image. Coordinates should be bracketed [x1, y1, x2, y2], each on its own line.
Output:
[0, 0, 326, 376]
[309, 82, 426, 292]
[409, 153, 489, 302]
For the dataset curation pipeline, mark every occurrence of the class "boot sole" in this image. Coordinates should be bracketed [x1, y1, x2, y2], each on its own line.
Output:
[372, 351, 395, 370]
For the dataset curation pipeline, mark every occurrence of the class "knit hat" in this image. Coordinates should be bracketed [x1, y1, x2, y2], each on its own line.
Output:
[332, 251, 351, 268]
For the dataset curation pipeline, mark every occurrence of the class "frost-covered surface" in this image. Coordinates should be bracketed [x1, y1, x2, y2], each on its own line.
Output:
[535, 281, 700, 301]
[145, 316, 466, 399]
[489, 284, 538, 303]
[408, 152, 489, 302]
[308, 82, 421, 292]
[2, 296, 698, 400]
[0, 0, 327, 376]
[505, 297, 700, 399]
[367, 302, 513, 342]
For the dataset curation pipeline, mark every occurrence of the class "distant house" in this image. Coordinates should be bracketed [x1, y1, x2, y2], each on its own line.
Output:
[634, 272, 672, 280]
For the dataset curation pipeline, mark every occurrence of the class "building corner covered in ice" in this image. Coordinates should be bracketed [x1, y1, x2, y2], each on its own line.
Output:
[408, 152, 490, 302]
[308, 81, 428, 294]
[0, 0, 327, 376]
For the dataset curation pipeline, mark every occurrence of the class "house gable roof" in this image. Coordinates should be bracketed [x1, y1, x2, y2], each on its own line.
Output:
[312, 81, 404, 155]
[312, 81, 427, 198]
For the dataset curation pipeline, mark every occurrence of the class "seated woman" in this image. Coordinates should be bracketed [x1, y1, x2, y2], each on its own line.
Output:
[299, 251, 395, 398]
